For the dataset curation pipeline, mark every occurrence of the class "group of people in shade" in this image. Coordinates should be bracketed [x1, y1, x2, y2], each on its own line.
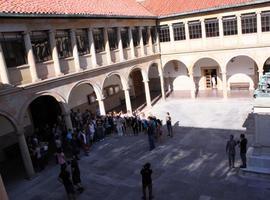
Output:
[26, 107, 173, 200]
[226, 134, 248, 169]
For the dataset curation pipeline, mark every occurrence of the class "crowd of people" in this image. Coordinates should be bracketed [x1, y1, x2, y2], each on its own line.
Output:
[26, 107, 174, 199]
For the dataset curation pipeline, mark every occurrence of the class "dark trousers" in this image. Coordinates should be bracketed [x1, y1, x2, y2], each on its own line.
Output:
[240, 153, 247, 167]
[167, 124, 173, 137]
[142, 183, 153, 199]
[228, 153, 235, 168]
[148, 134, 155, 150]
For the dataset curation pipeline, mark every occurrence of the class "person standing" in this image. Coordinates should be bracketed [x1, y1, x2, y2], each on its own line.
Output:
[58, 164, 76, 200]
[141, 163, 153, 200]
[239, 134, 248, 168]
[226, 135, 237, 169]
[166, 112, 173, 137]
[147, 117, 155, 151]
[71, 157, 84, 193]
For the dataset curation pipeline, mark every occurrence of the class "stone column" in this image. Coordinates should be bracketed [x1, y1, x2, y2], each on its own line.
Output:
[184, 21, 190, 40]
[128, 27, 136, 59]
[139, 26, 145, 56]
[222, 72, 228, 99]
[169, 24, 174, 42]
[218, 16, 224, 37]
[143, 79, 152, 108]
[189, 72, 196, 99]
[97, 98, 106, 116]
[0, 43, 10, 84]
[17, 127, 35, 179]
[49, 30, 62, 76]
[147, 26, 154, 54]
[117, 27, 125, 62]
[104, 27, 112, 65]
[124, 88, 132, 113]
[201, 19, 206, 39]
[63, 111, 73, 131]
[23, 31, 40, 82]
[237, 14, 242, 36]
[257, 11, 262, 43]
[88, 28, 97, 68]
[159, 73, 166, 100]
[70, 29, 81, 72]
[0, 174, 8, 200]
[258, 69, 264, 80]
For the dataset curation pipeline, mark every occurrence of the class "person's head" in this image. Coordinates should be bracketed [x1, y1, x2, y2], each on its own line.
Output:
[230, 135, 234, 140]
[144, 162, 151, 169]
[167, 112, 170, 115]
[240, 134, 245, 139]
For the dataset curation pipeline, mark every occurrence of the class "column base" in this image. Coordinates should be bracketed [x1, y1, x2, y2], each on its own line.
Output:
[245, 146, 270, 175]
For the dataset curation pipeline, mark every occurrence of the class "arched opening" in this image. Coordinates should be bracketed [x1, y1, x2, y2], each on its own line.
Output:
[0, 114, 21, 184]
[21, 95, 65, 172]
[263, 57, 270, 74]
[69, 83, 99, 116]
[193, 58, 223, 98]
[102, 74, 126, 113]
[163, 60, 190, 98]
[226, 55, 258, 97]
[129, 68, 147, 111]
[148, 63, 162, 101]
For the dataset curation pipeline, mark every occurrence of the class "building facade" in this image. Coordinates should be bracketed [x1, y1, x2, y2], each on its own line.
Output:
[0, 0, 270, 179]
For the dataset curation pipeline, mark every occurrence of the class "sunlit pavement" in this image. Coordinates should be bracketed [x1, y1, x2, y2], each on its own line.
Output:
[8, 97, 270, 200]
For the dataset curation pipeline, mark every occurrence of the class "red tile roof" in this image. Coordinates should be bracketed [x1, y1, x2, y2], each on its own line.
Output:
[0, 0, 155, 17]
[141, 0, 262, 17]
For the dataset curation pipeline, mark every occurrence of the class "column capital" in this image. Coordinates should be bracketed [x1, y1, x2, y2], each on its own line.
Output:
[143, 79, 149, 83]
[96, 97, 105, 101]
[22, 30, 31, 35]
[256, 11, 262, 15]
[49, 29, 56, 34]
[123, 87, 130, 91]
[221, 71, 227, 75]
[258, 69, 264, 73]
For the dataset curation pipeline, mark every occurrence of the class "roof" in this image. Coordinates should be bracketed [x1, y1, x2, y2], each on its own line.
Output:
[141, 0, 269, 17]
[0, 0, 155, 18]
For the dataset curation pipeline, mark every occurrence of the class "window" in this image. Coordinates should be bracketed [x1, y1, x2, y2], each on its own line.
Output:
[188, 21, 202, 39]
[173, 23, 186, 41]
[121, 27, 129, 49]
[87, 93, 97, 104]
[158, 25, 170, 42]
[55, 30, 72, 59]
[132, 27, 140, 47]
[30, 31, 51, 63]
[93, 28, 105, 53]
[76, 29, 90, 56]
[261, 11, 270, 32]
[223, 16, 238, 36]
[142, 27, 149, 45]
[205, 18, 219, 37]
[150, 26, 157, 44]
[241, 13, 257, 34]
[108, 28, 118, 51]
[0, 32, 27, 68]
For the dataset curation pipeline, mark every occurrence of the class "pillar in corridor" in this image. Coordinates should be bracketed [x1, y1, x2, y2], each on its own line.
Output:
[124, 88, 132, 113]
[147, 26, 154, 54]
[88, 28, 98, 68]
[0, 43, 10, 84]
[189, 72, 196, 99]
[258, 69, 264, 80]
[0, 174, 8, 200]
[117, 28, 125, 62]
[70, 29, 81, 72]
[159, 72, 166, 100]
[143, 79, 152, 108]
[63, 111, 73, 131]
[104, 27, 112, 65]
[23, 31, 40, 82]
[139, 26, 145, 56]
[17, 126, 35, 179]
[222, 72, 228, 99]
[49, 30, 63, 76]
[97, 98, 106, 116]
[128, 27, 136, 58]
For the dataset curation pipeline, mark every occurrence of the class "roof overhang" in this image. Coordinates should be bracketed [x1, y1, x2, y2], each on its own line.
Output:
[158, 0, 270, 19]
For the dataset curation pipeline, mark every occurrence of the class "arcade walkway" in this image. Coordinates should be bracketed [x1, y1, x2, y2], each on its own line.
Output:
[7, 98, 270, 200]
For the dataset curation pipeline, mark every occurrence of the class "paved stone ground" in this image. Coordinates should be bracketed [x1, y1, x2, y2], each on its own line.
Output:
[7, 98, 270, 200]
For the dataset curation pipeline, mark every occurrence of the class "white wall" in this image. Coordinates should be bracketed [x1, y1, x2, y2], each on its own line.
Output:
[69, 84, 94, 108]
[103, 75, 123, 88]
[227, 56, 255, 76]
[164, 61, 188, 77]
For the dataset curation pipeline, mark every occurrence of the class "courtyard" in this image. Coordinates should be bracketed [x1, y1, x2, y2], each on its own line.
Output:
[6, 97, 270, 200]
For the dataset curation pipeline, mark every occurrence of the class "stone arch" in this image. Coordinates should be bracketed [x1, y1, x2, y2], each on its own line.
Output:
[128, 65, 148, 82]
[192, 57, 223, 93]
[0, 110, 18, 133]
[101, 71, 129, 90]
[190, 56, 221, 73]
[18, 91, 68, 126]
[225, 55, 259, 90]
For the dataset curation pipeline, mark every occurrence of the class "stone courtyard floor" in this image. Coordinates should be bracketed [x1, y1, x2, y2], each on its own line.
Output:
[7, 97, 270, 200]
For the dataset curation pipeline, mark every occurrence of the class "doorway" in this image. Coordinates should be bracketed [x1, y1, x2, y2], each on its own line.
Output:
[203, 68, 218, 89]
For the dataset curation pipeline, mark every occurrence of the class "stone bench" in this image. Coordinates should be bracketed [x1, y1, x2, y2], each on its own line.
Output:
[230, 82, 250, 90]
